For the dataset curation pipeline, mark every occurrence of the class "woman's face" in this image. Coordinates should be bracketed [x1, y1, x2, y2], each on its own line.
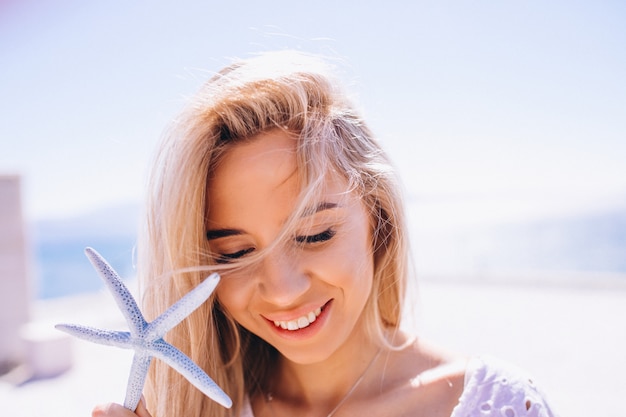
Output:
[206, 130, 374, 365]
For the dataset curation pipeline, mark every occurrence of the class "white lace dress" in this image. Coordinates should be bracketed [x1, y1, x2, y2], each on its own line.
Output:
[450, 356, 558, 417]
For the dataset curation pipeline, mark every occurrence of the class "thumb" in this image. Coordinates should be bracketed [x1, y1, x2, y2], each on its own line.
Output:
[92, 403, 135, 417]
[135, 396, 152, 417]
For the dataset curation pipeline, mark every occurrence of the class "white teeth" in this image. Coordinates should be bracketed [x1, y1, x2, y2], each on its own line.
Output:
[297, 316, 309, 328]
[274, 306, 323, 331]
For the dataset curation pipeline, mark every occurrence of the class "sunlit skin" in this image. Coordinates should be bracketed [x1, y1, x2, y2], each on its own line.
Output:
[206, 130, 375, 366]
[205, 130, 467, 416]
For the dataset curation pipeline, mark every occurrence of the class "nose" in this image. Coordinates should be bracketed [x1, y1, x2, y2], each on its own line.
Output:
[257, 250, 310, 307]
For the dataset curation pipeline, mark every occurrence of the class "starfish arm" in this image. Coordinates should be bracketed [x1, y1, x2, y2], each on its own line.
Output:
[123, 352, 153, 411]
[55, 324, 132, 349]
[85, 247, 146, 336]
[150, 339, 232, 409]
[145, 273, 220, 339]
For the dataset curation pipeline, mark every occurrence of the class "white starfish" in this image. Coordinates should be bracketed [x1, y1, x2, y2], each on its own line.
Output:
[55, 247, 232, 411]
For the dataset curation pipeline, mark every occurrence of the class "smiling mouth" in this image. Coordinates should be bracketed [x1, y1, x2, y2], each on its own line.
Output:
[272, 306, 323, 331]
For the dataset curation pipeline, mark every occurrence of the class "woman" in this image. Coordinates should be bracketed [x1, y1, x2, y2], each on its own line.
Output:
[95, 51, 557, 417]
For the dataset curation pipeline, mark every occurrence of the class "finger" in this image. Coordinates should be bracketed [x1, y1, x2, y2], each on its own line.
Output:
[92, 402, 136, 417]
[135, 396, 153, 417]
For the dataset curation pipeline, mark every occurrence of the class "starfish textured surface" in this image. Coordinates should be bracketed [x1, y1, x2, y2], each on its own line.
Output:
[55, 247, 232, 410]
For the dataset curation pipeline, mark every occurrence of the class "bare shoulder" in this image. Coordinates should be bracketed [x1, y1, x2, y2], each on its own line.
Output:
[367, 337, 468, 417]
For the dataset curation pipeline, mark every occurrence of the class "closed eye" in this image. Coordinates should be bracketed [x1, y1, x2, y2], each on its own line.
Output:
[295, 228, 336, 244]
[215, 247, 255, 264]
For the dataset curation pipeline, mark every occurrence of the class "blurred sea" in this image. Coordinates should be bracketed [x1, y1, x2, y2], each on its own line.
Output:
[410, 205, 626, 280]
[30, 200, 626, 299]
[30, 203, 139, 299]
[33, 237, 136, 299]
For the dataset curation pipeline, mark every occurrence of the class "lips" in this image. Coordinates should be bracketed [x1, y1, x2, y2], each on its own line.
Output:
[264, 300, 331, 335]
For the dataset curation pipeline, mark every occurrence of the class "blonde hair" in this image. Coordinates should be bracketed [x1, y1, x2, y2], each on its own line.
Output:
[138, 51, 410, 417]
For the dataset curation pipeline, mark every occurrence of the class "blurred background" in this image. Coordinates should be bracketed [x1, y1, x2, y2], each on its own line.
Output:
[1, 1, 625, 416]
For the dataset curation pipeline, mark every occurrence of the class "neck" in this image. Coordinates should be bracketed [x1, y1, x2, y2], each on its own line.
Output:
[269, 328, 382, 413]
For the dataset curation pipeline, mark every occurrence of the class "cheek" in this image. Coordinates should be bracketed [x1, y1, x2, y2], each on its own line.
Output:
[341, 216, 375, 275]
[338, 222, 375, 298]
[308, 229, 374, 291]
[216, 275, 255, 321]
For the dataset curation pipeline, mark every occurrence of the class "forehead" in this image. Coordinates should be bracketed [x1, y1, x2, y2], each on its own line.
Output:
[206, 131, 351, 226]
[214, 131, 298, 191]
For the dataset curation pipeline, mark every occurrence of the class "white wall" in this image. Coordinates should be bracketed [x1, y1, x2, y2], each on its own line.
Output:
[0, 175, 31, 369]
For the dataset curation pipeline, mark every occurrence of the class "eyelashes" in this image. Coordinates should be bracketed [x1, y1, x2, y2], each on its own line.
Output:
[214, 228, 336, 264]
[215, 247, 255, 264]
[294, 228, 336, 244]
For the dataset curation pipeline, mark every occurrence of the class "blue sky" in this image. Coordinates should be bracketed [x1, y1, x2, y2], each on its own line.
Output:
[1, 0, 625, 223]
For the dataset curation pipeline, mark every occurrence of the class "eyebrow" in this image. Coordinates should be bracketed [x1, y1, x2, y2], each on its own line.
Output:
[205, 201, 340, 241]
[206, 228, 244, 241]
[303, 201, 339, 216]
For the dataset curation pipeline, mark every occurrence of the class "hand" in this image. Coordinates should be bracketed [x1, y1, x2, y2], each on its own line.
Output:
[92, 397, 152, 417]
